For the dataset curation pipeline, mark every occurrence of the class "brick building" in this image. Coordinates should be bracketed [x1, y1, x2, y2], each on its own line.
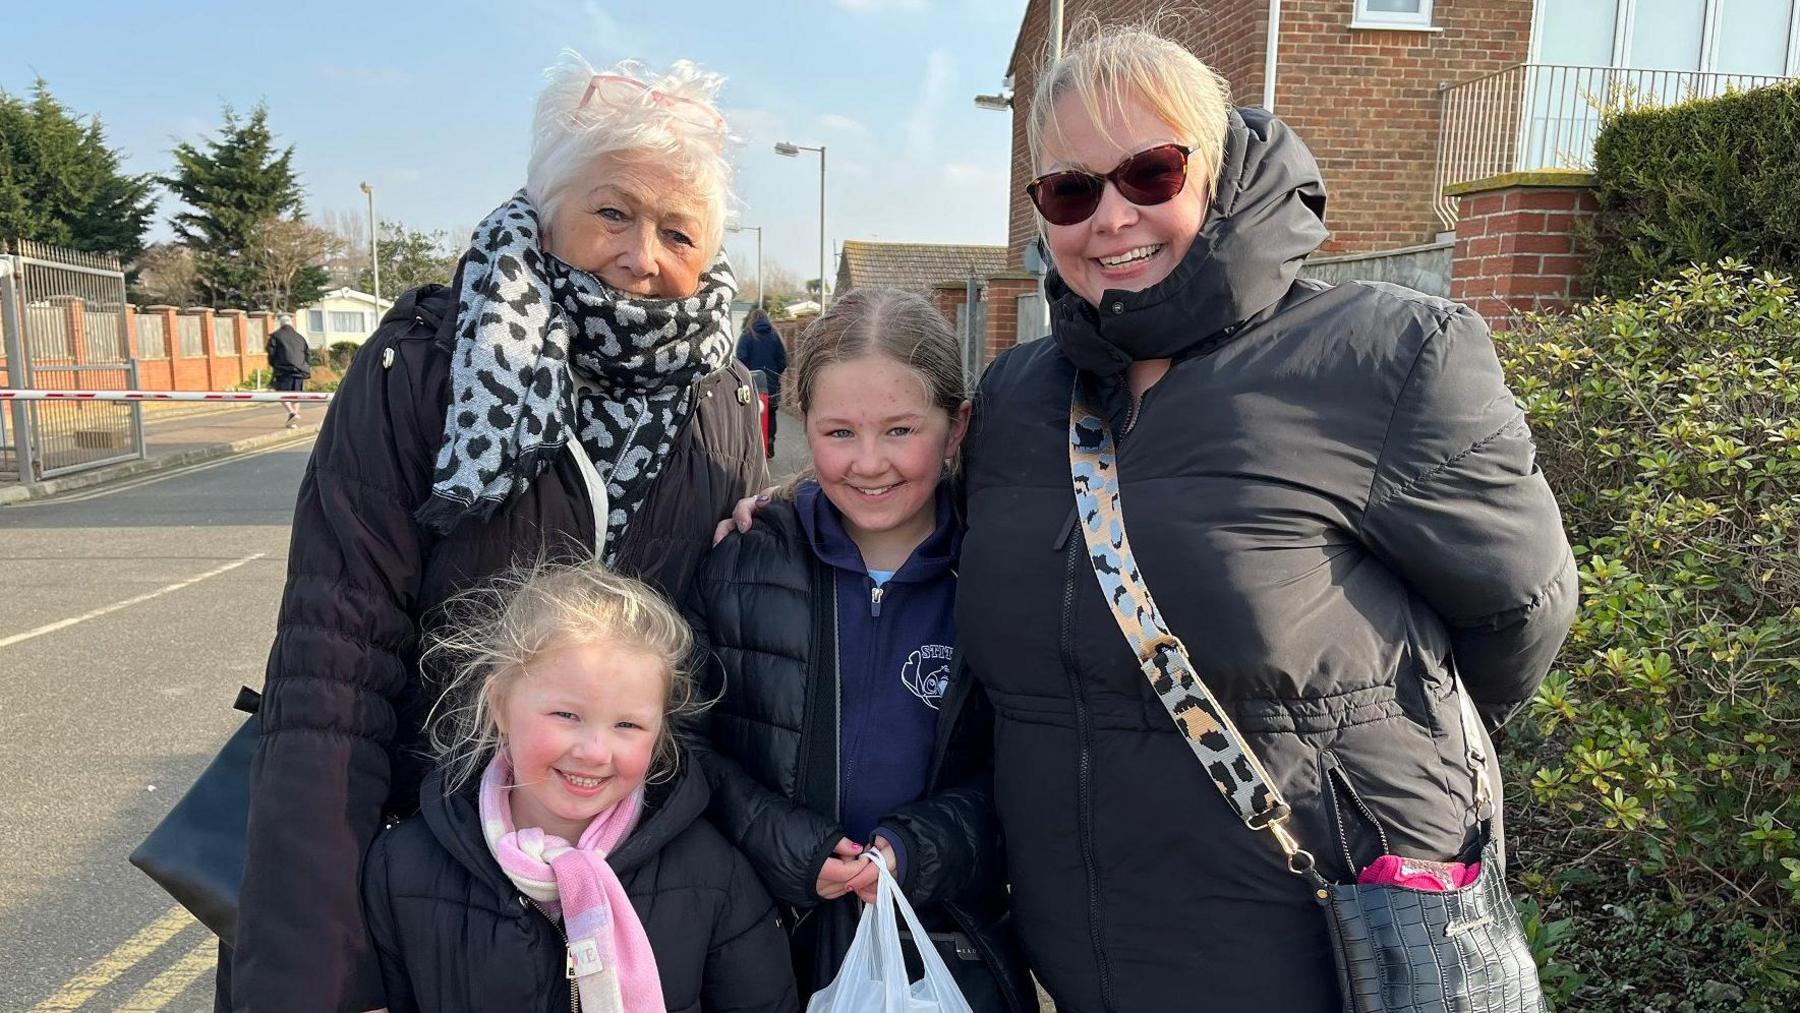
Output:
[999, 0, 1534, 266]
[982, 0, 1798, 339]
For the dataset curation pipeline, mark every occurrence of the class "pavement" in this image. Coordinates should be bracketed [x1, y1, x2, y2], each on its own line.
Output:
[0, 402, 324, 507]
[0, 399, 1052, 1012]
[1, 435, 312, 1012]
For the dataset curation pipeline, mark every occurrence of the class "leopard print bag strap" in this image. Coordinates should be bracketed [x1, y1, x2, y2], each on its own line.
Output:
[1068, 378, 1321, 882]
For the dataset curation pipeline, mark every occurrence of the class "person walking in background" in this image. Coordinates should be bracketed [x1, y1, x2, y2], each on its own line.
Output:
[265, 313, 311, 428]
[735, 308, 787, 457]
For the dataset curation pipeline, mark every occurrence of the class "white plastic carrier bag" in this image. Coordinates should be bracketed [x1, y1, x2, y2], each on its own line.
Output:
[805, 852, 975, 1013]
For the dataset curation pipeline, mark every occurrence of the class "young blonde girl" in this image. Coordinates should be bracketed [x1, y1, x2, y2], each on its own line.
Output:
[687, 288, 1035, 1011]
[361, 561, 796, 1013]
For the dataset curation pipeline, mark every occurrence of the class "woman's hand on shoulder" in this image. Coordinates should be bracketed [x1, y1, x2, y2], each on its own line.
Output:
[712, 486, 779, 545]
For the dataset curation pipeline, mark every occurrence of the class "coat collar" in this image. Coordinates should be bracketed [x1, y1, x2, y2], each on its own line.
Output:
[794, 478, 961, 582]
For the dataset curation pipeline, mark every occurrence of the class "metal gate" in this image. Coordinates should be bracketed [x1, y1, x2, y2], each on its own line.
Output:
[960, 274, 987, 383]
[1, 240, 145, 484]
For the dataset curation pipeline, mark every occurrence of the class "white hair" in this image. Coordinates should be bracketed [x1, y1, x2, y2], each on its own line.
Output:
[526, 51, 734, 256]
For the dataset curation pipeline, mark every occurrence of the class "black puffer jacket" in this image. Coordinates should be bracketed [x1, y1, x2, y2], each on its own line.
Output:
[231, 277, 766, 1010]
[685, 500, 1036, 1011]
[362, 761, 798, 1013]
[958, 109, 1577, 1011]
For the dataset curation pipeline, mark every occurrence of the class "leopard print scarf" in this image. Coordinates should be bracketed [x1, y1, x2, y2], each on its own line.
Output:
[416, 190, 735, 559]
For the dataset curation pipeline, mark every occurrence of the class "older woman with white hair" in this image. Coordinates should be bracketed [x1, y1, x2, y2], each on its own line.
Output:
[956, 21, 1575, 1012]
[221, 53, 767, 1011]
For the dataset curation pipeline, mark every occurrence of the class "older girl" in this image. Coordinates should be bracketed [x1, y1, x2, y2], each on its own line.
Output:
[229, 52, 765, 1009]
[688, 289, 1035, 1011]
[362, 562, 795, 1013]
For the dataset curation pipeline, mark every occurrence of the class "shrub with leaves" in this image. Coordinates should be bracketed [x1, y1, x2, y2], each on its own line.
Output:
[1497, 261, 1800, 1009]
[1586, 81, 1800, 299]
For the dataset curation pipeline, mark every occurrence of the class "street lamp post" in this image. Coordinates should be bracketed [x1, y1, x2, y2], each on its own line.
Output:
[359, 182, 380, 310]
[774, 141, 828, 309]
[726, 224, 763, 309]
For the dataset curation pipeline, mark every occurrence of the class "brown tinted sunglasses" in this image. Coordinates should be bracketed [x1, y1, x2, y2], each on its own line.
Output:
[1026, 144, 1193, 226]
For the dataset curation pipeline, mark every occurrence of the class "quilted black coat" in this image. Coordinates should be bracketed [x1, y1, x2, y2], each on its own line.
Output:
[957, 109, 1577, 1011]
[227, 275, 766, 1011]
[362, 761, 799, 1013]
[684, 500, 1037, 1012]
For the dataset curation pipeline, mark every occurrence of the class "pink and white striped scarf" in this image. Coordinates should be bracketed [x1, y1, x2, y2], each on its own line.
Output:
[479, 754, 665, 1013]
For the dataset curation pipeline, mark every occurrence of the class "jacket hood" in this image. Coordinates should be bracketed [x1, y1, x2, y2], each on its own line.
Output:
[750, 317, 780, 341]
[794, 478, 960, 581]
[1047, 107, 1328, 376]
[418, 752, 712, 913]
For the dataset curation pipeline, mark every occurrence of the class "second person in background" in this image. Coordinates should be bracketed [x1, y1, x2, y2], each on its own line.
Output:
[686, 288, 1036, 1011]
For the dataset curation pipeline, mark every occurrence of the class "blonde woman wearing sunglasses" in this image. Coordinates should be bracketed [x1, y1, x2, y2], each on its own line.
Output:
[956, 21, 1575, 1011]
[220, 52, 770, 1011]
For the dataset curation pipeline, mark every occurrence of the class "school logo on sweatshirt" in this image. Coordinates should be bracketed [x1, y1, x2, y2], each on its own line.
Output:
[903, 644, 953, 709]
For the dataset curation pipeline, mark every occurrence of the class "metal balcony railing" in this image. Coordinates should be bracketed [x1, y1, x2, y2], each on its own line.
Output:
[1434, 63, 1793, 229]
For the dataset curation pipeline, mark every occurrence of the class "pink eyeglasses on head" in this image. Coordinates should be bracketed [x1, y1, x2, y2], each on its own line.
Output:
[580, 73, 726, 138]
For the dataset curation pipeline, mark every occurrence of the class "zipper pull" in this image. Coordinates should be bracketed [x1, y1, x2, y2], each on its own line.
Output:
[870, 584, 884, 617]
[566, 946, 578, 980]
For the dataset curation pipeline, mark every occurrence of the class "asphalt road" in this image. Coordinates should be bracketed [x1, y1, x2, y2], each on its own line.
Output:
[0, 404, 811, 1013]
[0, 414, 1044, 1012]
[0, 438, 312, 1013]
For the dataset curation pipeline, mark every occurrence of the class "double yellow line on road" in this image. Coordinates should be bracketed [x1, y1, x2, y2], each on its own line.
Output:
[30, 906, 214, 1011]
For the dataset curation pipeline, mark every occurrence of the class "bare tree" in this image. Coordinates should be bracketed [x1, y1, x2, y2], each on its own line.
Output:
[129, 242, 200, 306]
[314, 206, 370, 287]
[246, 216, 344, 311]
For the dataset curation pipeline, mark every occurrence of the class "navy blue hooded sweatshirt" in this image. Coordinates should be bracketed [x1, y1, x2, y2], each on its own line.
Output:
[794, 478, 959, 865]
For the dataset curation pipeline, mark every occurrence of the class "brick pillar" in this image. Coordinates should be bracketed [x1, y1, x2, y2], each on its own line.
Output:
[148, 306, 179, 389]
[931, 283, 965, 325]
[982, 275, 1041, 364]
[248, 312, 274, 385]
[225, 309, 250, 385]
[64, 297, 88, 365]
[197, 308, 218, 389]
[124, 305, 139, 361]
[1447, 171, 1599, 331]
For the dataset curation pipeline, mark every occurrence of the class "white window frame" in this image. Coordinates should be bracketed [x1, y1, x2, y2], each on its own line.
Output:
[1531, 1, 1800, 75]
[1352, 0, 1437, 32]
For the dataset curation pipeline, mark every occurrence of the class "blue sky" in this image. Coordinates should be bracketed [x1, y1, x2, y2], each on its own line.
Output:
[5, 0, 1029, 285]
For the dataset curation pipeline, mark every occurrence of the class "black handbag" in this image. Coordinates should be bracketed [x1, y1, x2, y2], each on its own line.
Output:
[1067, 381, 1548, 1013]
[129, 686, 260, 944]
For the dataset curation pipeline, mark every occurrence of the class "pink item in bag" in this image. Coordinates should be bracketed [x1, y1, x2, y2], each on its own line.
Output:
[1357, 854, 1481, 892]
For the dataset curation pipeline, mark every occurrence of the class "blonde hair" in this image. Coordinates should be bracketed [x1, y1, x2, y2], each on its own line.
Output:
[526, 50, 734, 256]
[792, 288, 966, 418]
[424, 559, 699, 793]
[1026, 18, 1232, 209]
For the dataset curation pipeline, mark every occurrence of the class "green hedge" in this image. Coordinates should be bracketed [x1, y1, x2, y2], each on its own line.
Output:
[1587, 81, 1800, 298]
[1498, 262, 1800, 1009]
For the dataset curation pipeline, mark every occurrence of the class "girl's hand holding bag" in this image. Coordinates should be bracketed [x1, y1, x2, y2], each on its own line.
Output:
[807, 852, 975, 1013]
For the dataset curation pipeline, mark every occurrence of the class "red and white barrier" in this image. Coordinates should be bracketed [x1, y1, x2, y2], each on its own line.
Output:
[0, 389, 334, 402]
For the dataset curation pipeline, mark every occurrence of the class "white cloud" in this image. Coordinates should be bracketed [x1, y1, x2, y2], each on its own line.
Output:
[904, 48, 957, 160]
[817, 113, 867, 134]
